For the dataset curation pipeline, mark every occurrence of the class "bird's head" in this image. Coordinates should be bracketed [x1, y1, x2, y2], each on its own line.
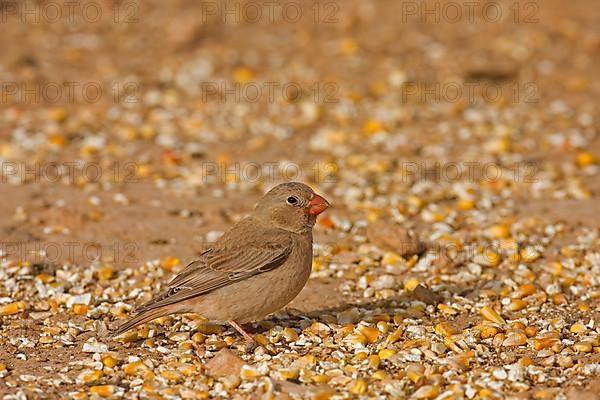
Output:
[254, 182, 330, 233]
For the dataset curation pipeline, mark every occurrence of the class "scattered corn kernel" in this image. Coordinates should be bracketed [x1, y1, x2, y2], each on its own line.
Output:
[480, 306, 506, 324]
[435, 322, 460, 337]
[506, 299, 528, 311]
[404, 278, 420, 291]
[0, 302, 26, 316]
[413, 385, 440, 399]
[570, 323, 586, 333]
[72, 304, 89, 315]
[513, 283, 536, 298]
[350, 379, 368, 394]
[89, 385, 114, 397]
[503, 332, 527, 346]
[576, 151, 597, 167]
[357, 324, 380, 343]
[573, 342, 592, 353]
[378, 349, 396, 360]
[101, 355, 118, 369]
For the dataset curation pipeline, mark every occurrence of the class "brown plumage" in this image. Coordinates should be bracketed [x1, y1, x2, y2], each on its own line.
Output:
[112, 182, 330, 341]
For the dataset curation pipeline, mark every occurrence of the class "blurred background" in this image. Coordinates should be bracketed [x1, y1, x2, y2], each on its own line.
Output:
[0, 0, 599, 398]
[1, 0, 598, 262]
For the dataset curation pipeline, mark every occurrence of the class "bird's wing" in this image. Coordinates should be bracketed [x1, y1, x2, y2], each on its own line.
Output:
[134, 229, 293, 312]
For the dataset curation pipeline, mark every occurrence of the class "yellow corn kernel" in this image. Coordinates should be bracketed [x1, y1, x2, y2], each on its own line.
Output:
[406, 365, 424, 383]
[372, 370, 387, 380]
[311, 374, 330, 384]
[458, 199, 475, 210]
[240, 365, 262, 379]
[404, 278, 420, 291]
[367, 355, 380, 369]
[363, 119, 383, 134]
[233, 67, 255, 84]
[254, 334, 269, 347]
[161, 257, 180, 272]
[179, 364, 196, 376]
[518, 357, 534, 367]
[487, 224, 510, 239]
[378, 349, 396, 360]
[282, 327, 299, 342]
[578, 303, 591, 312]
[48, 133, 67, 146]
[533, 337, 558, 351]
[511, 322, 526, 330]
[480, 306, 506, 324]
[97, 266, 113, 281]
[279, 368, 299, 381]
[350, 379, 368, 395]
[444, 337, 463, 353]
[506, 299, 528, 311]
[82, 370, 103, 383]
[101, 355, 118, 369]
[160, 370, 182, 381]
[123, 361, 146, 375]
[382, 252, 403, 265]
[357, 324, 380, 343]
[437, 304, 458, 315]
[525, 326, 538, 337]
[36, 274, 54, 283]
[435, 322, 460, 337]
[413, 385, 440, 399]
[479, 325, 498, 339]
[570, 323, 586, 333]
[0, 302, 26, 316]
[344, 333, 367, 346]
[520, 247, 541, 263]
[475, 249, 502, 267]
[89, 385, 114, 397]
[386, 327, 403, 344]
[503, 332, 527, 346]
[576, 151, 597, 167]
[552, 293, 567, 305]
[514, 283, 536, 298]
[573, 342, 592, 353]
[72, 304, 89, 315]
[451, 351, 474, 370]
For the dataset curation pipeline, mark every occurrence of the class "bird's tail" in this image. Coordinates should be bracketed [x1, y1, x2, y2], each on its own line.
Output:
[111, 307, 170, 338]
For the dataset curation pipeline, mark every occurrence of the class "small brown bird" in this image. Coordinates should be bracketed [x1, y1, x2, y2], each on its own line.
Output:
[113, 182, 330, 342]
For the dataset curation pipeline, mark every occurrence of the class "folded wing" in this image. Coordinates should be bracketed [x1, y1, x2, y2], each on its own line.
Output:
[135, 229, 293, 313]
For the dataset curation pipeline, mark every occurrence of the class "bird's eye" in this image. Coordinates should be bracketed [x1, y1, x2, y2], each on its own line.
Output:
[286, 196, 298, 205]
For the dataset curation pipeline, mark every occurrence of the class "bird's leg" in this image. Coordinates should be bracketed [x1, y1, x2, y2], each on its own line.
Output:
[228, 320, 255, 343]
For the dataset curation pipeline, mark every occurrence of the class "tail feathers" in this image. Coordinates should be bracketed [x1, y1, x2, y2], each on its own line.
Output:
[111, 307, 169, 338]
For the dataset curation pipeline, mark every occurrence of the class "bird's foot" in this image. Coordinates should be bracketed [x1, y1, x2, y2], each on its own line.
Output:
[228, 320, 255, 343]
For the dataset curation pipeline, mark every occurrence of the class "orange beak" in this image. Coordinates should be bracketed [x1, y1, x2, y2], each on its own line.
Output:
[308, 194, 330, 215]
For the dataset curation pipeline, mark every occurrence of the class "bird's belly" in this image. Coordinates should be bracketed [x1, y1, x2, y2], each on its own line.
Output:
[188, 251, 312, 324]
